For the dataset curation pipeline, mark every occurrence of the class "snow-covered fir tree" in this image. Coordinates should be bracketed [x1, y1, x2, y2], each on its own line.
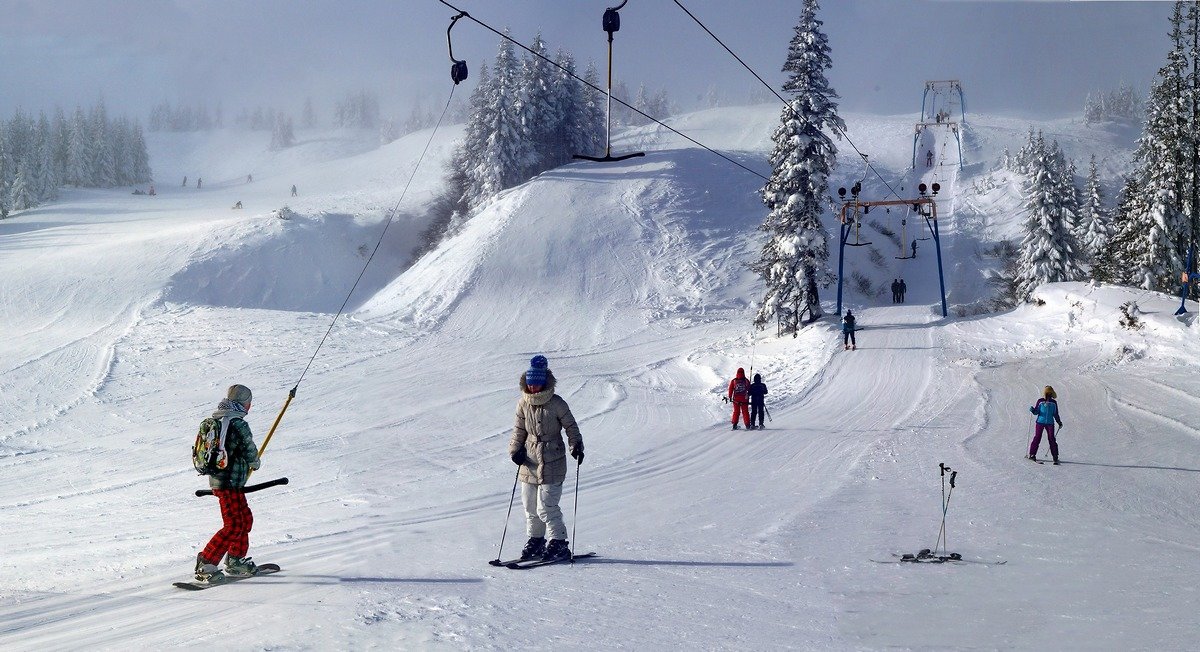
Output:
[517, 34, 558, 177]
[269, 114, 296, 150]
[752, 0, 844, 335]
[1014, 147, 1087, 301]
[9, 161, 34, 210]
[467, 31, 534, 204]
[578, 61, 607, 157]
[66, 107, 91, 187]
[1077, 155, 1111, 262]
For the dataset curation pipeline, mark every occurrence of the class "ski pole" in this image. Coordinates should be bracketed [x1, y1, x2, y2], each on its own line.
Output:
[764, 405, 772, 423]
[938, 471, 957, 554]
[935, 463, 949, 552]
[571, 461, 581, 564]
[488, 468, 521, 567]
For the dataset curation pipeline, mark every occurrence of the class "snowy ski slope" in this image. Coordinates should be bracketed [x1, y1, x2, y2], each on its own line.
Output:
[1, 106, 1198, 650]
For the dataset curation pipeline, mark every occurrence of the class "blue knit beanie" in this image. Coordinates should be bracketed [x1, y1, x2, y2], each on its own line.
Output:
[526, 355, 549, 387]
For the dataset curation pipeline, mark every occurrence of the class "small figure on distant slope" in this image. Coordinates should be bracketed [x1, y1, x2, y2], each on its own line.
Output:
[727, 367, 751, 430]
[842, 310, 857, 350]
[899, 278, 907, 303]
[1028, 385, 1064, 464]
[291, 184, 298, 197]
[749, 373, 768, 430]
[232, 200, 243, 209]
[509, 355, 584, 562]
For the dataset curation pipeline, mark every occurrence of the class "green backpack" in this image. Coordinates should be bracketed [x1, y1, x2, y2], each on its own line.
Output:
[192, 417, 230, 475]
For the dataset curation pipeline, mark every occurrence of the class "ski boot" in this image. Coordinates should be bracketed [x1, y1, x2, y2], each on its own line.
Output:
[844, 344, 850, 350]
[542, 539, 572, 562]
[224, 555, 259, 577]
[195, 554, 223, 583]
[520, 536, 546, 561]
[851, 345, 856, 350]
[731, 424, 739, 430]
[1052, 458, 1060, 466]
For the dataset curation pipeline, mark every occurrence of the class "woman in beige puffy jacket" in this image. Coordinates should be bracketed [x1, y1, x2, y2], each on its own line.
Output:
[509, 355, 584, 562]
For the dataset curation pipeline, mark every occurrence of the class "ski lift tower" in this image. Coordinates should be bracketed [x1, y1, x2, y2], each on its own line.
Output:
[912, 80, 966, 170]
[835, 182, 949, 318]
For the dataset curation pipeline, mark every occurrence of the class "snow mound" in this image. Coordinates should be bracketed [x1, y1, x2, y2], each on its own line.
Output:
[162, 210, 412, 313]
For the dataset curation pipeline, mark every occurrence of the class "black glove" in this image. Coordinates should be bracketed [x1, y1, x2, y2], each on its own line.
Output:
[572, 449, 584, 465]
[511, 449, 526, 465]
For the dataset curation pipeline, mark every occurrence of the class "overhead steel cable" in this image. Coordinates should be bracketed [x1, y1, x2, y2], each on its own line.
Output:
[671, 0, 905, 202]
[294, 85, 458, 389]
[435, 0, 768, 182]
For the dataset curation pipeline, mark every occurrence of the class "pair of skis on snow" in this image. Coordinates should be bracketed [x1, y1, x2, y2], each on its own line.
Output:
[489, 552, 596, 570]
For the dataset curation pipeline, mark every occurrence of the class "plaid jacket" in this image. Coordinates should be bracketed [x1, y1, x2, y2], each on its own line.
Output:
[208, 417, 261, 489]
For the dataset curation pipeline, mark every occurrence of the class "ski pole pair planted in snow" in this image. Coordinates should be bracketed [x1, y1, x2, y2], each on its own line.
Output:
[934, 463, 957, 554]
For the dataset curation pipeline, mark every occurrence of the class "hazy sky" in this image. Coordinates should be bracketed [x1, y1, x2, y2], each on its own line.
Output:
[0, 1, 1177, 123]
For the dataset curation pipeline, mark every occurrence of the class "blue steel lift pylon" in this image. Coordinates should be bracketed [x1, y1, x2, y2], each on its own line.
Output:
[835, 183, 949, 318]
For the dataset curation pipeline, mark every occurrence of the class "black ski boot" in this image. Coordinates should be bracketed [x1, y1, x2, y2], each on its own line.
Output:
[520, 536, 546, 561]
[542, 539, 571, 562]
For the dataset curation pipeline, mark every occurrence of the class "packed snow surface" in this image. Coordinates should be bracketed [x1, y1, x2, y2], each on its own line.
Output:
[1, 107, 1198, 650]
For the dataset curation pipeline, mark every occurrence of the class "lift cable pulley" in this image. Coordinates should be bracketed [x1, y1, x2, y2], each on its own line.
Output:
[447, 11, 470, 84]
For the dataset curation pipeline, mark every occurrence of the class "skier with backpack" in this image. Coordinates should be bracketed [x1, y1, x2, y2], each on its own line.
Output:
[842, 311, 857, 350]
[748, 373, 768, 430]
[192, 384, 263, 582]
[509, 355, 584, 562]
[727, 368, 751, 430]
[1028, 385, 1064, 465]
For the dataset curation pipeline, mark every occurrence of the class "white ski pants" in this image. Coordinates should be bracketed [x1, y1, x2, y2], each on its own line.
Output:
[521, 481, 566, 541]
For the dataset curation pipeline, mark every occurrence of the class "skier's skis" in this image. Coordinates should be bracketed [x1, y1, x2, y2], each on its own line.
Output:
[505, 552, 596, 569]
[870, 553, 1006, 566]
[1027, 456, 1044, 465]
[173, 563, 281, 590]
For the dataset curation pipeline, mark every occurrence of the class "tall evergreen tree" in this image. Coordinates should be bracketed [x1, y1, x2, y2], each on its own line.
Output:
[66, 107, 90, 187]
[467, 31, 534, 205]
[1014, 148, 1087, 301]
[518, 34, 558, 177]
[752, 0, 844, 335]
[9, 160, 34, 210]
[1078, 155, 1111, 262]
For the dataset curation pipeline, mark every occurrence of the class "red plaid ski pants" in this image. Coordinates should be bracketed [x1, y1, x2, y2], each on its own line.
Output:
[200, 489, 253, 563]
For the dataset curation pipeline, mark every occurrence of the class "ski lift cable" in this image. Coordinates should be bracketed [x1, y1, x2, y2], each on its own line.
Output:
[436, 0, 767, 182]
[294, 84, 460, 389]
[671, 0, 903, 202]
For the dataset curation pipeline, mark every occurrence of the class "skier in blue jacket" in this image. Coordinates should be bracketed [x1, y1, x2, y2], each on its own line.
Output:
[748, 373, 768, 430]
[1027, 385, 1063, 464]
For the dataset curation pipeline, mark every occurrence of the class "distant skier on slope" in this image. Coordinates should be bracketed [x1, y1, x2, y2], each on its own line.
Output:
[197, 177, 202, 189]
[1028, 385, 1064, 465]
[194, 384, 263, 582]
[726, 367, 751, 430]
[291, 184, 298, 197]
[509, 355, 584, 562]
[899, 278, 907, 303]
[842, 311, 857, 351]
[182, 175, 188, 187]
[749, 373, 768, 430]
[926, 150, 934, 167]
[891, 279, 900, 304]
[911, 239, 918, 258]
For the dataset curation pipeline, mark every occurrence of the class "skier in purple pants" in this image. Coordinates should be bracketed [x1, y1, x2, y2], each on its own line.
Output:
[1028, 385, 1063, 464]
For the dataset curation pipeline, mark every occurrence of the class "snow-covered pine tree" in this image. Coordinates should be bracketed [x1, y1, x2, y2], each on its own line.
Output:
[1014, 145, 1087, 302]
[90, 101, 116, 187]
[66, 107, 90, 187]
[302, 97, 316, 129]
[37, 124, 59, 201]
[548, 49, 581, 167]
[1078, 155, 1111, 263]
[9, 160, 34, 210]
[518, 34, 558, 178]
[752, 0, 844, 335]
[467, 31, 534, 205]
[579, 61, 607, 157]
[1058, 155, 1083, 246]
[130, 120, 151, 183]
